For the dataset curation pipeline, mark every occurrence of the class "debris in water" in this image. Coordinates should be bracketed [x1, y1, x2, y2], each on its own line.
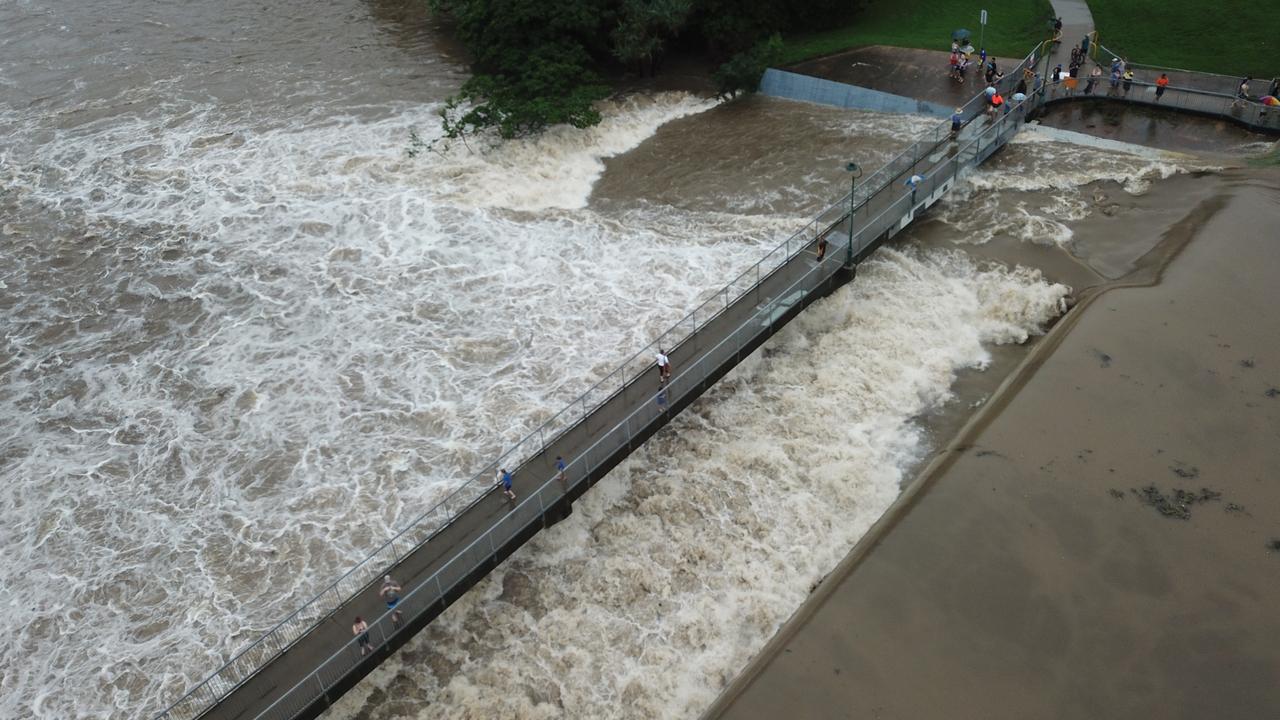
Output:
[1265, 388, 1279, 398]
[1269, 539, 1280, 553]
[1093, 349, 1112, 368]
[1169, 462, 1200, 479]
[1225, 503, 1246, 514]
[1239, 359, 1255, 368]
[1108, 489, 1125, 500]
[1130, 485, 1222, 520]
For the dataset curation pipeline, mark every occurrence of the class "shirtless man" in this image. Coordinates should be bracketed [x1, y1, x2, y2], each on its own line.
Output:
[352, 616, 373, 656]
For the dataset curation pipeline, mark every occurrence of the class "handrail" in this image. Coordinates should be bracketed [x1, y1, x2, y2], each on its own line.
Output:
[1093, 41, 1252, 86]
[154, 39, 1047, 720]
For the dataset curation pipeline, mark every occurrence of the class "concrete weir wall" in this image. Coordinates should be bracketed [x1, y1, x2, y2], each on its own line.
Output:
[760, 69, 953, 117]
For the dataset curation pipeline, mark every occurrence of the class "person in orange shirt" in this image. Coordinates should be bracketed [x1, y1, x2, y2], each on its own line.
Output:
[1156, 73, 1170, 101]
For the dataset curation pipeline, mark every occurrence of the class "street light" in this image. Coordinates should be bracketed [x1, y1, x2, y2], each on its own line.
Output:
[845, 161, 862, 267]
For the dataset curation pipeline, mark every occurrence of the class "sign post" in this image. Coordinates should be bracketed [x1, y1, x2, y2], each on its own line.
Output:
[979, 9, 988, 51]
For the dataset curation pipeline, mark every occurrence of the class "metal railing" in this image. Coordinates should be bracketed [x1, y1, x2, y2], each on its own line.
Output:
[154, 41, 1046, 720]
[1035, 43, 1280, 133]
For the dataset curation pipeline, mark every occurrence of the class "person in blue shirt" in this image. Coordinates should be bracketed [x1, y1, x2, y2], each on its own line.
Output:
[556, 455, 568, 488]
[497, 468, 516, 501]
[951, 108, 964, 139]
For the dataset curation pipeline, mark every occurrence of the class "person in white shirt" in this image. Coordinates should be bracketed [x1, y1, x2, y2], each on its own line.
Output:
[656, 349, 671, 382]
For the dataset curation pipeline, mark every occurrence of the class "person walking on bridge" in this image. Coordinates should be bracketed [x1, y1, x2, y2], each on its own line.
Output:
[556, 455, 568, 489]
[1155, 73, 1169, 101]
[380, 575, 403, 626]
[656, 348, 672, 383]
[950, 107, 964, 139]
[352, 617, 373, 656]
[497, 467, 516, 501]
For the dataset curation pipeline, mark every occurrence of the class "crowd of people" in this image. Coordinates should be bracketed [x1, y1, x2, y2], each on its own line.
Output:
[949, 41, 1005, 87]
[954, 31, 1279, 120]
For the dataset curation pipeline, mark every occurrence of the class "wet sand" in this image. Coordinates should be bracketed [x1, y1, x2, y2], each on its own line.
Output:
[704, 171, 1280, 719]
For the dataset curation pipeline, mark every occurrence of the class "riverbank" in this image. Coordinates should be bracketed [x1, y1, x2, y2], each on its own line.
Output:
[703, 166, 1280, 719]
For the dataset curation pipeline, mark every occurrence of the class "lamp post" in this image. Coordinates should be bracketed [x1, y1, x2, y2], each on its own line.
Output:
[845, 161, 862, 267]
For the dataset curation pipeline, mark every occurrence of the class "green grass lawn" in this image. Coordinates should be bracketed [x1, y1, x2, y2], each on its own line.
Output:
[1089, 0, 1280, 78]
[779, 0, 1056, 65]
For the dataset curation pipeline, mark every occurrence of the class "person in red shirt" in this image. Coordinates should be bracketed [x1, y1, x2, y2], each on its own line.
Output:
[1155, 73, 1170, 101]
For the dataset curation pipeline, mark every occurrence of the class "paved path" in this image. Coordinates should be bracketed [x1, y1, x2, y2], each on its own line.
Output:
[1048, 0, 1095, 68]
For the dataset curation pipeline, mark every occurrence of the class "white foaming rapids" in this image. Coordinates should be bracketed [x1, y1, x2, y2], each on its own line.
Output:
[331, 246, 1070, 720]
[933, 127, 1217, 247]
[0, 92, 941, 720]
[435, 93, 717, 211]
[977, 126, 1195, 195]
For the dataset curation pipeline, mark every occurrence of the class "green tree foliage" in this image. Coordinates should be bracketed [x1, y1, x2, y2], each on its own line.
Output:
[610, 0, 692, 76]
[712, 33, 781, 99]
[428, 0, 860, 139]
[441, 42, 609, 139]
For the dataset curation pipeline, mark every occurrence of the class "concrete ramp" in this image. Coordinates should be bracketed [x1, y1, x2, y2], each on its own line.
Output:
[760, 68, 952, 117]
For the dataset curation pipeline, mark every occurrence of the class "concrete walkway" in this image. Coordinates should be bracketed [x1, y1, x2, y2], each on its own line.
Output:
[1049, 0, 1095, 68]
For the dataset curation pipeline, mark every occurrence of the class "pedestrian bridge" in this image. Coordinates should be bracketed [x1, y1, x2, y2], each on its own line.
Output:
[154, 44, 1046, 720]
